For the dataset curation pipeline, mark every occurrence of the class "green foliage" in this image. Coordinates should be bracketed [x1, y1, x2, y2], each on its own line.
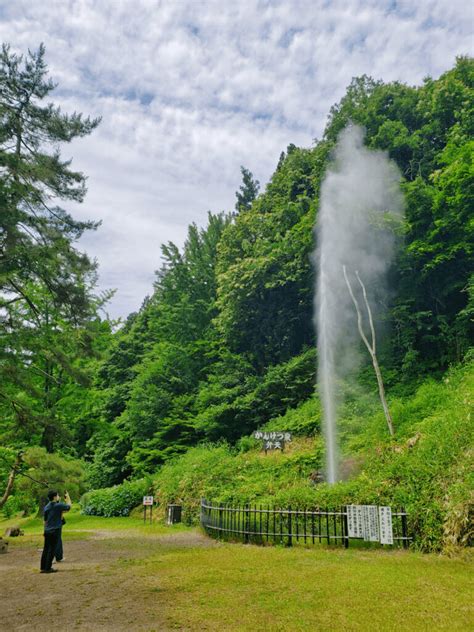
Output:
[152, 362, 473, 551]
[80, 478, 151, 517]
[0, 43, 108, 455]
[263, 397, 321, 436]
[235, 166, 260, 213]
[153, 438, 323, 525]
[215, 147, 319, 369]
[1, 446, 86, 516]
[85, 213, 231, 480]
[85, 430, 132, 489]
[82, 57, 473, 483]
[2, 48, 471, 555]
[193, 348, 316, 443]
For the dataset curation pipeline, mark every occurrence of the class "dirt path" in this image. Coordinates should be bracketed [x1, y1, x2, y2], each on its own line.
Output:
[0, 530, 214, 632]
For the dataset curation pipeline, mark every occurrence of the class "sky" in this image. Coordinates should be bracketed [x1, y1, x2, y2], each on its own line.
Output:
[0, 0, 472, 318]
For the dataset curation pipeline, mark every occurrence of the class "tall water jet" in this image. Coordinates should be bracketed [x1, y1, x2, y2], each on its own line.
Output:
[315, 125, 403, 484]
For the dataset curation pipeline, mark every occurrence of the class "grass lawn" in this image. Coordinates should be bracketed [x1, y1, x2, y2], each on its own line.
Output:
[132, 540, 472, 631]
[1, 510, 472, 631]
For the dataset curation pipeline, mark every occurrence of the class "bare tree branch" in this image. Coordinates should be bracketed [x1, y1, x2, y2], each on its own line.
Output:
[343, 265, 395, 438]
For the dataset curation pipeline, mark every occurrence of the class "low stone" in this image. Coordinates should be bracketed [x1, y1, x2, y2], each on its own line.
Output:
[4, 527, 24, 537]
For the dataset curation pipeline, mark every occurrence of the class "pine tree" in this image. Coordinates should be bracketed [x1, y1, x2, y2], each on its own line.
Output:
[235, 166, 259, 213]
[0, 43, 104, 450]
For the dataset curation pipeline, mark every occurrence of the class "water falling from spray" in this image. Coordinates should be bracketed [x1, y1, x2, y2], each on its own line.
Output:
[315, 125, 403, 484]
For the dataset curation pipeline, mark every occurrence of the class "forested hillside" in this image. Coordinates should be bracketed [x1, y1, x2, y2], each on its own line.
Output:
[1, 48, 472, 550]
[82, 55, 472, 486]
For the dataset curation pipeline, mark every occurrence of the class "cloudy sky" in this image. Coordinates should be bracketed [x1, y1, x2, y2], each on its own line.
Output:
[0, 0, 471, 318]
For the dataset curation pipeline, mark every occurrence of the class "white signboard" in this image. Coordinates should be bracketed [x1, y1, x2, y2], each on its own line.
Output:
[362, 505, 380, 542]
[346, 504, 393, 544]
[347, 505, 364, 538]
[143, 496, 154, 506]
[378, 506, 393, 545]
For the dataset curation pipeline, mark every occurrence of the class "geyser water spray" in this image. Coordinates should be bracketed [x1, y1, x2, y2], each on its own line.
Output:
[315, 124, 403, 484]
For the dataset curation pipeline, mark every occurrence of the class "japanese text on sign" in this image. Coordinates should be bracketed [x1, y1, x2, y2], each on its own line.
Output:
[253, 431, 292, 451]
[378, 506, 393, 545]
[346, 504, 393, 544]
[143, 496, 154, 506]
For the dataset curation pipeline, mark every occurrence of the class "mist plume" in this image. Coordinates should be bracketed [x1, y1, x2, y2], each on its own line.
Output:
[315, 124, 404, 484]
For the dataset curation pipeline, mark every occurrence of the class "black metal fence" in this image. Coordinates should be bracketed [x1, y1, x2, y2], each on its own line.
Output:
[200, 499, 411, 548]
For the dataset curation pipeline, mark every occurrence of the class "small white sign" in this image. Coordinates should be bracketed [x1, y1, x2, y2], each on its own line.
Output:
[347, 505, 391, 543]
[364, 505, 380, 542]
[143, 496, 154, 506]
[347, 505, 364, 538]
[379, 506, 394, 545]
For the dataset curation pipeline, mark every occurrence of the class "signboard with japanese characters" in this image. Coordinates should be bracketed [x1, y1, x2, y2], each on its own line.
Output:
[253, 431, 292, 452]
[346, 504, 393, 544]
[346, 504, 364, 538]
[378, 506, 393, 545]
[142, 496, 154, 506]
[362, 505, 380, 542]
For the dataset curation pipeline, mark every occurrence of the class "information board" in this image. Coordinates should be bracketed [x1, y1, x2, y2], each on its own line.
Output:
[378, 506, 393, 545]
[346, 504, 364, 538]
[143, 496, 154, 506]
[346, 504, 393, 544]
[362, 505, 380, 542]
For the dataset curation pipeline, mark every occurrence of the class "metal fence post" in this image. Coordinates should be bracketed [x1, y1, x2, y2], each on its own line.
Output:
[343, 506, 349, 548]
[326, 507, 330, 545]
[288, 506, 292, 547]
[245, 504, 249, 543]
[401, 507, 408, 549]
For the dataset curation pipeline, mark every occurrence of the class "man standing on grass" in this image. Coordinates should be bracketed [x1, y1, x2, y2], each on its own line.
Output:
[40, 490, 71, 574]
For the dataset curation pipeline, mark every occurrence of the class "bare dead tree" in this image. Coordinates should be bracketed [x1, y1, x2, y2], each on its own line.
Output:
[343, 265, 395, 437]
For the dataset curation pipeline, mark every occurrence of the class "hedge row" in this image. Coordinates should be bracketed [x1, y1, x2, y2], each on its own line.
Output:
[80, 478, 151, 517]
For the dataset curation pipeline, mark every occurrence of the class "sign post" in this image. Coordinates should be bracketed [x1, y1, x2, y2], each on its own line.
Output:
[143, 495, 154, 524]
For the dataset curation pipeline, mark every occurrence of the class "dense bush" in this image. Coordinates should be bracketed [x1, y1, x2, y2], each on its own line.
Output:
[80, 478, 151, 517]
[1, 447, 86, 517]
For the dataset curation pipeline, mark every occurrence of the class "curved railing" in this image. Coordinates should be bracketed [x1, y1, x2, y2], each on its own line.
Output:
[200, 499, 411, 548]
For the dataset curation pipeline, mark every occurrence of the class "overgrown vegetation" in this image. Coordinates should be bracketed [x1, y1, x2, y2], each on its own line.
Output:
[152, 361, 473, 551]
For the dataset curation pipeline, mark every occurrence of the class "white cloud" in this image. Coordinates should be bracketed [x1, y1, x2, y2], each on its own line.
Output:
[0, 0, 471, 317]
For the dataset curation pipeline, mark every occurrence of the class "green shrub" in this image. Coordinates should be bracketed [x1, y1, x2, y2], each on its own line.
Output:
[263, 397, 321, 436]
[1, 447, 86, 517]
[80, 478, 151, 517]
[1, 495, 19, 519]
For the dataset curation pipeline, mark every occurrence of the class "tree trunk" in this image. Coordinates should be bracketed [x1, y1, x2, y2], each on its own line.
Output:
[343, 266, 395, 437]
[0, 452, 23, 509]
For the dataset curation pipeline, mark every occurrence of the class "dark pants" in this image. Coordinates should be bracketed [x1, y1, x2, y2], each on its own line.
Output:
[55, 529, 63, 561]
[40, 529, 60, 571]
